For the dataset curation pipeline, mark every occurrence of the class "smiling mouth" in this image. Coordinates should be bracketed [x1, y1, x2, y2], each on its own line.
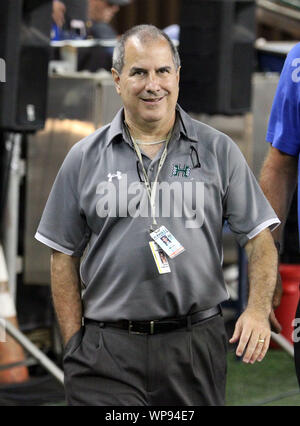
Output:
[141, 97, 164, 103]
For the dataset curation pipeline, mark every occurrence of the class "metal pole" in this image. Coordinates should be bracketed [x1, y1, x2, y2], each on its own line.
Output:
[3, 319, 64, 385]
[4, 133, 24, 303]
[271, 332, 294, 358]
[1, 131, 65, 387]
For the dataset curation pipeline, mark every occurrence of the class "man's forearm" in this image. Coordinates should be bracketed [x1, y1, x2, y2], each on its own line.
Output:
[245, 229, 278, 316]
[230, 229, 278, 363]
[260, 146, 298, 243]
[51, 251, 82, 345]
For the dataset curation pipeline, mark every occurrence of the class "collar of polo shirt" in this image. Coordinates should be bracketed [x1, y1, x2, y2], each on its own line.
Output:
[106, 104, 199, 147]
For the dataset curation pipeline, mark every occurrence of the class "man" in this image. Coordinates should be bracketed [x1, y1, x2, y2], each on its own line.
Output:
[36, 25, 280, 406]
[260, 42, 300, 386]
[86, 0, 131, 41]
[51, 0, 88, 39]
[52, 0, 66, 29]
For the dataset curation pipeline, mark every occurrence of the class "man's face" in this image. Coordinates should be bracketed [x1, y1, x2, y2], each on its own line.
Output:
[88, 0, 120, 23]
[112, 36, 180, 130]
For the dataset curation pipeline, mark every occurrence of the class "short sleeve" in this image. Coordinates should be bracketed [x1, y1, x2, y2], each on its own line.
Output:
[266, 44, 300, 156]
[35, 144, 90, 256]
[223, 142, 280, 247]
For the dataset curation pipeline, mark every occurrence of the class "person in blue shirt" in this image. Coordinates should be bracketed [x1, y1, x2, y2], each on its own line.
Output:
[51, 0, 88, 40]
[260, 42, 300, 386]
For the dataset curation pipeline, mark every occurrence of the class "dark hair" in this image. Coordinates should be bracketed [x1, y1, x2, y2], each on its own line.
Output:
[112, 24, 181, 73]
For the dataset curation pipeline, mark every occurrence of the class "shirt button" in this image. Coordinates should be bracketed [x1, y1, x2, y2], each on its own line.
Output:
[149, 167, 154, 172]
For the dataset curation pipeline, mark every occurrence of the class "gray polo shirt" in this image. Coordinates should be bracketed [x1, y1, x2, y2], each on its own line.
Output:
[35, 105, 279, 321]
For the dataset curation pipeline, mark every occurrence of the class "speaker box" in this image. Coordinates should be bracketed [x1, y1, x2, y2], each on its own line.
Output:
[0, 0, 52, 132]
[179, 0, 256, 115]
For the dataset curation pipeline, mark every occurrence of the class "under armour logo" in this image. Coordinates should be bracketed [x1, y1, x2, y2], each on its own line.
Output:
[107, 171, 122, 182]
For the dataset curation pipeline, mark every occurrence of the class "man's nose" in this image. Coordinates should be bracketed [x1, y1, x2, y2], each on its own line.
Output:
[145, 72, 161, 92]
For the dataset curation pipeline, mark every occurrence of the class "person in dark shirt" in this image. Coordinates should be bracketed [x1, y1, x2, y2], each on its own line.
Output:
[86, 0, 131, 41]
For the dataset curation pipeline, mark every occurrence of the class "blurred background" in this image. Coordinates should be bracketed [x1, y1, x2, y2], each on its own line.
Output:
[0, 0, 299, 405]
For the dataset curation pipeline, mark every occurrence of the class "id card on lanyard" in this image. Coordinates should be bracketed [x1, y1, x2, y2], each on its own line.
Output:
[128, 125, 185, 273]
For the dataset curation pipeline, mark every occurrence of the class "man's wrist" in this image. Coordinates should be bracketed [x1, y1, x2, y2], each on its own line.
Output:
[246, 304, 272, 317]
[63, 323, 82, 346]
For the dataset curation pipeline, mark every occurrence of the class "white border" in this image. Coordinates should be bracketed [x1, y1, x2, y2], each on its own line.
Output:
[35, 232, 74, 256]
[247, 218, 280, 240]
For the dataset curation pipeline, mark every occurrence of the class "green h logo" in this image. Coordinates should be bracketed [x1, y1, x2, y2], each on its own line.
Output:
[172, 164, 191, 178]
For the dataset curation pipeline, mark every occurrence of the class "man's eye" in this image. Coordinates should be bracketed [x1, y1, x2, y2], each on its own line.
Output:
[159, 68, 169, 74]
[133, 70, 145, 76]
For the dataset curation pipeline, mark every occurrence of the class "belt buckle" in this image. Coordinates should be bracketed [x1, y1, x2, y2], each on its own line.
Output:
[128, 320, 155, 335]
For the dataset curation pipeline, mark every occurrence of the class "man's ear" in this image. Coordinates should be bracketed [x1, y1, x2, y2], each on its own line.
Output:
[111, 68, 121, 94]
[176, 66, 181, 84]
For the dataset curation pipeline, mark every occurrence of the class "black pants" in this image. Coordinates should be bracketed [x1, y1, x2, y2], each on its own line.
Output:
[63, 314, 228, 406]
[295, 299, 300, 387]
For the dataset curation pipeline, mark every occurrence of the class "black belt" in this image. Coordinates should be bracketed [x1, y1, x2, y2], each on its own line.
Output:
[84, 305, 221, 335]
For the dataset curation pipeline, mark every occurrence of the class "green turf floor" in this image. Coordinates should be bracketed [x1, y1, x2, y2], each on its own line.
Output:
[226, 348, 300, 406]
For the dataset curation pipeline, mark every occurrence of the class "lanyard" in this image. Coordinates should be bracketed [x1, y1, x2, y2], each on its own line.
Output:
[128, 127, 173, 231]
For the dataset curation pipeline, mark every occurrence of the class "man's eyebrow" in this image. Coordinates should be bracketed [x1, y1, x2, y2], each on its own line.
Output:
[129, 66, 173, 75]
[158, 66, 172, 71]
